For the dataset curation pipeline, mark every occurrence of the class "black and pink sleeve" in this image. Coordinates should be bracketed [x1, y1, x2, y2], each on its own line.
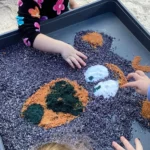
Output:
[17, 0, 41, 47]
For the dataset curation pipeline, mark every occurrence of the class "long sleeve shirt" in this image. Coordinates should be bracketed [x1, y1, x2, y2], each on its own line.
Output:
[17, 0, 69, 47]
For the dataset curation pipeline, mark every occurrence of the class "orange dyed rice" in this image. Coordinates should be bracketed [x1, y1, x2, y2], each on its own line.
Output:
[141, 100, 150, 120]
[105, 63, 127, 87]
[132, 56, 150, 72]
[82, 32, 103, 48]
[21, 78, 89, 129]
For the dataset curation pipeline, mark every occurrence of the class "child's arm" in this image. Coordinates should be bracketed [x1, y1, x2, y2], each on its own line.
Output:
[33, 33, 87, 69]
[17, 0, 87, 69]
[69, 0, 79, 9]
[123, 70, 150, 99]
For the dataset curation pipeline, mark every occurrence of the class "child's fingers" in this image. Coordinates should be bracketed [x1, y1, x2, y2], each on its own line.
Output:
[70, 57, 81, 69]
[75, 55, 86, 66]
[127, 73, 141, 80]
[135, 138, 143, 150]
[66, 58, 75, 69]
[122, 81, 138, 88]
[120, 136, 134, 150]
[136, 89, 142, 94]
[112, 141, 125, 150]
[135, 70, 146, 77]
[76, 51, 87, 59]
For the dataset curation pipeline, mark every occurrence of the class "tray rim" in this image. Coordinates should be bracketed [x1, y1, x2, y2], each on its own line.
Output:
[0, 0, 149, 49]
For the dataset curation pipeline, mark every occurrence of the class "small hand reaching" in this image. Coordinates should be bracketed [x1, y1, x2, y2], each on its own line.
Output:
[123, 70, 150, 95]
[69, 0, 79, 9]
[61, 43, 87, 69]
[33, 34, 87, 69]
[112, 136, 143, 150]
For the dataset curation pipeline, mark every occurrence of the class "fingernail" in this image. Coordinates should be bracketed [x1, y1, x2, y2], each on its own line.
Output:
[112, 141, 116, 146]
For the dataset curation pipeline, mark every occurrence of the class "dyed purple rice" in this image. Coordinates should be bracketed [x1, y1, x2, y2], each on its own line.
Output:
[0, 30, 149, 150]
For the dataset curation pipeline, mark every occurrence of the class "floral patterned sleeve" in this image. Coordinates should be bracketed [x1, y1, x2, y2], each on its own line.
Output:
[17, 0, 41, 47]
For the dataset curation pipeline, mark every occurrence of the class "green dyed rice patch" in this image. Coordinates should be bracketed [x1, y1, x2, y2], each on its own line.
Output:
[46, 80, 84, 116]
[23, 104, 44, 125]
[88, 76, 93, 81]
[94, 85, 101, 92]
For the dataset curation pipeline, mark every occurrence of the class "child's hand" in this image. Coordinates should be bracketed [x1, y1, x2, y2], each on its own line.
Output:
[69, 0, 79, 9]
[33, 34, 87, 69]
[70, 3, 79, 9]
[123, 70, 150, 95]
[112, 136, 143, 150]
[61, 43, 87, 69]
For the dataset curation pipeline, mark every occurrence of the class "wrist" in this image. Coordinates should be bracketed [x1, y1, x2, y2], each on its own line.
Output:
[58, 41, 71, 55]
[54, 40, 66, 54]
[147, 85, 150, 101]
